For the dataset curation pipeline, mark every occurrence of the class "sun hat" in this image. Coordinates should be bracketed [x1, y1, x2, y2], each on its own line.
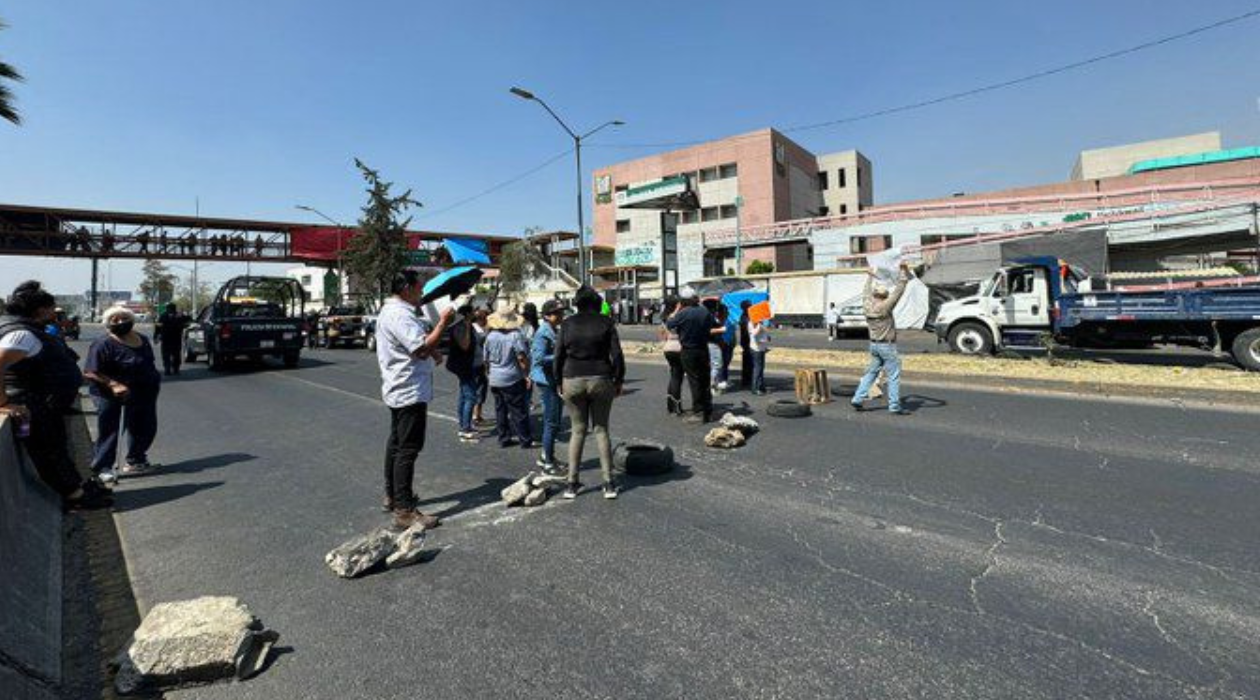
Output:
[486, 309, 524, 330]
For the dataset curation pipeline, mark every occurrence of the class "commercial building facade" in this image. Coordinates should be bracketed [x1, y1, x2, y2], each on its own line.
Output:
[591, 128, 873, 300]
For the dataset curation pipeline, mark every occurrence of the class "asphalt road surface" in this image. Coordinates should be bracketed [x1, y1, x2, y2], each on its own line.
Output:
[81, 334, 1260, 699]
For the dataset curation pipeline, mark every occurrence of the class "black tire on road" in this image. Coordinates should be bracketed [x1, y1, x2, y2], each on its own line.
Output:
[766, 400, 811, 418]
[283, 351, 300, 369]
[948, 322, 994, 356]
[613, 442, 675, 476]
[184, 351, 197, 363]
[208, 351, 225, 372]
[1231, 328, 1260, 372]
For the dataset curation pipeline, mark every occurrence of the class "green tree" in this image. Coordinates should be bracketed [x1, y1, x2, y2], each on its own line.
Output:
[746, 260, 775, 275]
[138, 260, 177, 308]
[0, 19, 21, 125]
[343, 159, 420, 302]
[172, 280, 214, 314]
[495, 226, 545, 300]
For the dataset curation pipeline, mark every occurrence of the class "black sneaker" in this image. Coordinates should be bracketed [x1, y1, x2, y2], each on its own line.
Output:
[602, 481, 619, 500]
[562, 482, 581, 499]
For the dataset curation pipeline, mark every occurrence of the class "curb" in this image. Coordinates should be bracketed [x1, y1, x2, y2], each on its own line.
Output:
[622, 351, 1260, 413]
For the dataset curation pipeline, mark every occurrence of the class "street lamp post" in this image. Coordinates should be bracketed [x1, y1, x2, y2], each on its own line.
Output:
[295, 205, 347, 304]
[509, 87, 623, 285]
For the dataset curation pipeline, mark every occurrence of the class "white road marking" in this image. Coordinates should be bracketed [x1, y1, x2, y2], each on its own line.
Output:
[272, 373, 459, 423]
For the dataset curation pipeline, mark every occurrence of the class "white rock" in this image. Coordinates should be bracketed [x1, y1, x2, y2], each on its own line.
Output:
[719, 412, 760, 435]
[113, 596, 279, 694]
[704, 427, 746, 449]
[501, 472, 538, 506]
[385, 525, 428, 569]
[325, 529, 396, 578]
[523, 487, 548, 507]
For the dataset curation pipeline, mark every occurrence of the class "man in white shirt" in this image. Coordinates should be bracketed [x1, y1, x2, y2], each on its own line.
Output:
[825, 302, 839, 341]
[375, 270, 455, 530]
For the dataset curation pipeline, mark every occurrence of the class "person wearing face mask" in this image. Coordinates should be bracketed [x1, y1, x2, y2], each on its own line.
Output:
[83, 307, 164, 484]
[0, 280, 110, 509]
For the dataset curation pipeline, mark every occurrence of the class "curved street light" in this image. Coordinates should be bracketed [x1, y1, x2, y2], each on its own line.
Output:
[510, 86, 623, 284]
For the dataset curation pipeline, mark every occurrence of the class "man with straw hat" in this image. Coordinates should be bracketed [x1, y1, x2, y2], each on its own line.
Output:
[483, 307, 533, 448]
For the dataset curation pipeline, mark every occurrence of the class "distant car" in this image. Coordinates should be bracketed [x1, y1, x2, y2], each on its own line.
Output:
[320, 305, 369, 348]
[54, 309, 80, 340]
[834, 297, 868, 338]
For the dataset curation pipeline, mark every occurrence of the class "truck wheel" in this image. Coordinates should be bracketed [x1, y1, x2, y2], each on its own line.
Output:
[283, 351, 300, 369]
[208, 351, 225, 372]
[1231, 328, 1260, 372]
[948, 322, 994, 356]
[184, 350, 197, 363]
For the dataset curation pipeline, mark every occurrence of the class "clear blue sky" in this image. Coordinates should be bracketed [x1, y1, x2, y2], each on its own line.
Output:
[2, 0, 1259, 294]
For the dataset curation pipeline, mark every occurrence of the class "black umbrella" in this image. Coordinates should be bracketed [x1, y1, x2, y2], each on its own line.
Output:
[420, 266, 483, 304]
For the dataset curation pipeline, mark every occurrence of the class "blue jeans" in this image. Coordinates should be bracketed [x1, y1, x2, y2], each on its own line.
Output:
[456, 374, 478, 432]
[91, 392, 160, 473]
[852, 343, 902, 412]
[538, 383, 563, 463]
[751, 350, 767, 392]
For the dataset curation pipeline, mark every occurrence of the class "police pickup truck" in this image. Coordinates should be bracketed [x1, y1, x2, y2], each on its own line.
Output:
[934, 256, 1260, 370]
[184, 276, 307, 371]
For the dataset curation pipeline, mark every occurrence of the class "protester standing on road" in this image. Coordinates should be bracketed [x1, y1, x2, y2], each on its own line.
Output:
[444, 302, 481, 443]
[715, 304, 734, 391]
[0, 281, 111, 509]
[530, 299, 567, 473]
[667, 290, 725, 423]
[748, 312, 772, 395]
[660, 296, 685, 415]
[375, 270, 455, 530]
[554, 286, 625, 499]
[826, 302, 839, 341]
[471, 307, 489, 426]
[520, 302, 539, 407]
[738, 300, 754, 390]
[83, 307, 164, 484]
[484, 309, 533, 448]
[154, 302, 191, 376]
[851, 263, 911, 415]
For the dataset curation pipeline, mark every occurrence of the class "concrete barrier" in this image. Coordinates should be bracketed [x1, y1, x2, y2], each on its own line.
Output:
[0, 415, 62, 700]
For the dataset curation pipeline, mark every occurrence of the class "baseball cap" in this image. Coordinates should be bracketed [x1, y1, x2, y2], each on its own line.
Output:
[541, 299, 569, 316]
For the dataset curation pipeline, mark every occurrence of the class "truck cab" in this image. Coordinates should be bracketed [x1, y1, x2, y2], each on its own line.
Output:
[935, 261, 1061, 355]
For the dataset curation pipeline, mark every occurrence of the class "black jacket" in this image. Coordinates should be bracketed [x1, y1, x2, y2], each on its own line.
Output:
[554, 312, 625, 385]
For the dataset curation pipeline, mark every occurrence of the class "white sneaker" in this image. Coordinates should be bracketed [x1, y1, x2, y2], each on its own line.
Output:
[97, 470, 118, 487]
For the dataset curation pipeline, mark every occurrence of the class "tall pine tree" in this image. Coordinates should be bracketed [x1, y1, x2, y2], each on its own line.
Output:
[343, 159, 421, 302]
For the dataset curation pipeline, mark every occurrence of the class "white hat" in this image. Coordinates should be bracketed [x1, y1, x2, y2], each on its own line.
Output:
[872, 283, 889, 297]
[101, 306, 135, 325]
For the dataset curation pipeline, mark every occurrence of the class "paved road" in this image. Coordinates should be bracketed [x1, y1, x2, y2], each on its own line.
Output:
[83, 337, 1260, 699]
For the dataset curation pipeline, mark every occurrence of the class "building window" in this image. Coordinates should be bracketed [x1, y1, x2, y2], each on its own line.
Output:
[719, 204, 738, 219]
[818, 171, 829, 190]
[818, 206, 829, 217]
[698, 167, 719, 183]
[840, 204, 848, 215]
[701, 207, 720, 222]
[920, 234, 972, 246]
[857, 167, 863, 187]
[680, 210, 698, 224]
[616, 219, 631, 233]
[719, 163, 738, 179]
[301, 275, 312, 286]
[838, 168, 847, 188]
[850, 235, 892, 254]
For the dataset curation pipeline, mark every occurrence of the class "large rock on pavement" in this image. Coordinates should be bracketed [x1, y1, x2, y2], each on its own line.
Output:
[113, 596, 279, 695]
[523, 487, 549, 507]
[705, 427, 746, 449]
[385, 525, 428, 569]
[325, 528, 397, 578]
[501, 471, 539, 506]
[720, 412, 760, 436]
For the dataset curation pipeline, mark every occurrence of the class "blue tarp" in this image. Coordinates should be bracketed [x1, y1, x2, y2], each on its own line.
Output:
[719, 290, 770, 340]
[443, 237, 491, 265]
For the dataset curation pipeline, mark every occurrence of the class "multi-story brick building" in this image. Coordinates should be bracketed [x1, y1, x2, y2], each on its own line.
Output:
[591, 128, 872, 300]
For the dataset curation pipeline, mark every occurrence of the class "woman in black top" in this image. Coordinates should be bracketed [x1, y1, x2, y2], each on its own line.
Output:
[83, 307, 163, 482]
[659, 297, 685, 415]
[553, 286, 625, 499]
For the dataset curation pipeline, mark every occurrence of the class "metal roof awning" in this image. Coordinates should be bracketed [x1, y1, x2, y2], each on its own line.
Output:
[615, 176, 700, 211]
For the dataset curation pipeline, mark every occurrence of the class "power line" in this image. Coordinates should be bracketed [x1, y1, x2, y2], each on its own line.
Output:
[590, 7, 1260, 150]
[415, 148, 573, 222]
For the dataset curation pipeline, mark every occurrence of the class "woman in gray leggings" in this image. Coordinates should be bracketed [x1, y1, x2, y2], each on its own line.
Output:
[553, 286, 626, 499]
